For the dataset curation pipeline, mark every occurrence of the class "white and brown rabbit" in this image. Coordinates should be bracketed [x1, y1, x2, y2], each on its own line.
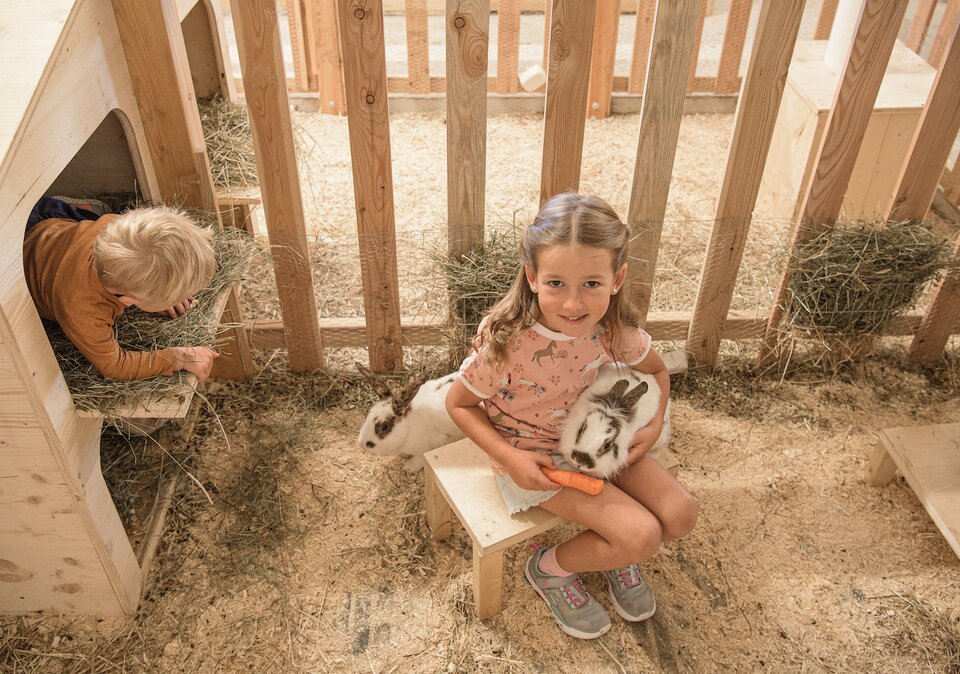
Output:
[356, 363, 465, 472]
[557, 362, 672, 479]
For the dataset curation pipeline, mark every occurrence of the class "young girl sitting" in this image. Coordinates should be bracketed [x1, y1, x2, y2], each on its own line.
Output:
[445, 192, 698, 640]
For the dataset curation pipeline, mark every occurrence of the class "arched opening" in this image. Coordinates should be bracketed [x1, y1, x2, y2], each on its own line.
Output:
[182, 0, 233, 99]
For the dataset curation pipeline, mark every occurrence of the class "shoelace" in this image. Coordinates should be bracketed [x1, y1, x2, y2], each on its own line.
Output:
[561, 577, 590, 608]
[614, 564, 643, 589]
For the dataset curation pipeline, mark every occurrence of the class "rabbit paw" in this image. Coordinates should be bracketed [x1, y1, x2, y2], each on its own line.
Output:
[403, 455, 425, 473]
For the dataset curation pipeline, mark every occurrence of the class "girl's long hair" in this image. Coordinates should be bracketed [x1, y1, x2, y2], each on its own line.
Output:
[477, 192, 641, 369]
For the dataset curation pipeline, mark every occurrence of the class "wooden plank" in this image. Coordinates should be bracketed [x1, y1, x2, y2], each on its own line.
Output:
[496, 0, 521, 93]
[687, 0, 804, 367]
[686, 0, 707, 93]
[626, 0, 703, 319]
[231, 0, 325, 371]
[302, 0, 321, 89]
[760, 0, 908, 363]
[338, 0, 404, 372]
[943, 163, 960, 204]
[312, 0, 346, 114]
[405, 0, 430, 93]
[585, 0, 621, 119]
[447, 0, 490, 258]
[929, 0, 960, 68]
[181, 0, 234, 99]
[539, 0, 597, 205]
[628, 0, 656, 94]
[905, 0, 939, 53]
[814, 0, 839, 40]
[284, 0, 310, 91]
[474, 548, 504, 618]
[249, 315, 448, 350]
[542, 0, 552, 69]
[714, 0, 752, 94]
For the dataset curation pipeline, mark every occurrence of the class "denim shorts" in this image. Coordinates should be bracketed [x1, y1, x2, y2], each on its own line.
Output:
[495, 451, 580, 515]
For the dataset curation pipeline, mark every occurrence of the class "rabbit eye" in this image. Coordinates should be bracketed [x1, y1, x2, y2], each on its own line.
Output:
[598, 440, 617, 457]
[374, 416, 395, 438]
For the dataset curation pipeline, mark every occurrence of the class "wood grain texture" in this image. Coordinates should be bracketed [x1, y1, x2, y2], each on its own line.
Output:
[338, 0, 404, 371]
[284, 0, 310, 90]
[714, 0, 751, 94]
[539, 0, 597, 205]
[496, 0, 521, 93]
[686, 0, 707, 92]
[312, 0, 346, 114]
[231, 0, 325, 371]
[905, 0, 939, 52]
[585, 0, 621, 119]
[928, 0, 960, 68]
[628, 0, 656, 94]
[447, 0, 490, 258]
[405, 0, 430, 93]
[814, 0, 839, 40]
[687, 0, 804, 367]
[626, 0, 703, 319]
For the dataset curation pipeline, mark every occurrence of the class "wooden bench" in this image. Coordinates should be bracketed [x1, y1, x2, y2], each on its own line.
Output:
[424, 440, 681, 618]
[868, 423, 960, 560]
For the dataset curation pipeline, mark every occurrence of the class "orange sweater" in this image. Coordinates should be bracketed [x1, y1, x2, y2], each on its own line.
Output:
[23, 215, 177, 380]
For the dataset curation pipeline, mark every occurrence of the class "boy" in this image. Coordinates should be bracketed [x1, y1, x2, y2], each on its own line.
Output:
[23, 202, 220, 383]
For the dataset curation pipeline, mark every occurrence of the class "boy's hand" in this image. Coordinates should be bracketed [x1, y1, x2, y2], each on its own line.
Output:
[171, 346, 219, 384]
[157, 297, 195, 319]
[503, 448, 561, 492]
[626, 417, 663, 466]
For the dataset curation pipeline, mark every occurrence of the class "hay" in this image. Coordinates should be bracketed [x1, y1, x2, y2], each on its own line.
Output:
[199, 95, 259, 190]
[785, 220, 949, 337]
[47, 222, 261, 415]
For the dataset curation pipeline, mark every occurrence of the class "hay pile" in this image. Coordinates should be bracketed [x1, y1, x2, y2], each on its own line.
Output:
[785, 220, 949, 337]
[48, 222, 260, 415]
[199, 96, 259, 190]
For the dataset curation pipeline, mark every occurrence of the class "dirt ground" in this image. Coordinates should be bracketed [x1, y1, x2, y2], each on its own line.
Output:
[3, 111, 960, 673]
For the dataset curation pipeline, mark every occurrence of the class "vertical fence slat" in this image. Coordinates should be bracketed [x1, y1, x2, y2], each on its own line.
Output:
[687, 0, 805, 367]
[714, 0, 752, 94]
[285, 0, 310, 90]
[628, 0, 656, 94]
[760, 0, 909, 363]
[302, 0, 320, 90]
[447, 0, 490, 257]
[338, 0, 403, 371]
[944, 163, 960, 203]
[313, 0, 346, 114]
[542, 0, 552, 69]
[893, 18, 960, 362]
[928, 0, 960, 68]
[686, 0, 707, 93]
[814, 0, 839, 40]
[539, 0, 596, 205]
[497, 0, 521, 93]
[586, 0, 621, 119]
[406, 0, 430, 93]
[231, 0, 325, 371]
[905, 0, 939, 53]
[626, 0, 703, 319]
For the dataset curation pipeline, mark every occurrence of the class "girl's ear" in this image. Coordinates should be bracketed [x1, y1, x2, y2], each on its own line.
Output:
[524, 264, 537, 290]
[115, 294, 139, 308]
[613, 264, 627, 291]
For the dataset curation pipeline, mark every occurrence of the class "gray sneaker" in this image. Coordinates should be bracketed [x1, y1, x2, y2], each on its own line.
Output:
[602, 563, 656, 622]
[524, 549, 611, 639]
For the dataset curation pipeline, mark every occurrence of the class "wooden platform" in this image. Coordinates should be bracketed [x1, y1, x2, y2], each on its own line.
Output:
[868, 423, 960, 559]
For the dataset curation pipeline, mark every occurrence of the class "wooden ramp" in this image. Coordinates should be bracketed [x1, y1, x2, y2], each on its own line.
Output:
[868, 423, 960, 559]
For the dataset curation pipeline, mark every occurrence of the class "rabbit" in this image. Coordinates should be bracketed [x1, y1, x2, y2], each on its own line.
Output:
[355, 363, 465, 472]
[557, 362, 672, 479]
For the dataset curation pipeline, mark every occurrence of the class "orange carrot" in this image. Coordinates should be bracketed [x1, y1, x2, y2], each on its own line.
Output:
[541, 467, 604, 496]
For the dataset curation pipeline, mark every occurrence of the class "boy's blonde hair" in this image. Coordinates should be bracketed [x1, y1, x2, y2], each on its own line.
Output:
[479, 192, 641, 369]
[94, 206, 215, 306]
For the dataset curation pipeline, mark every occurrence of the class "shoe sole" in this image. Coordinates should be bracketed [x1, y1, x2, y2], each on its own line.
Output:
[524, 561, 611, 640]
[604, 575, 656, 622]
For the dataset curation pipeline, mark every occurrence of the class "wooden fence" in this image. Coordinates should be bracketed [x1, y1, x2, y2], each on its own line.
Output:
[225, 0, 960, 371]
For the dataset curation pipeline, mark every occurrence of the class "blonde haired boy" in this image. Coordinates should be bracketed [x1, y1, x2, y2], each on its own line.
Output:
[23, 204, 220, 382]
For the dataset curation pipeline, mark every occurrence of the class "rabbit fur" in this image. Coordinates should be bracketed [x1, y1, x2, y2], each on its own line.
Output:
[557, 362, 671, 479]
[356, 363, 464, 472]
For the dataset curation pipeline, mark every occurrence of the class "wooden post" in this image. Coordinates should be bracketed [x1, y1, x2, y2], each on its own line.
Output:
[685, 0, 707, 93]
[928, 0, 960, 68]
[447, 0, 490, 258]
[892, 18, 960, 363]
[814, 0, 839, 40]
[759, 0, 908, 364]
[303, 0, 321, 90]
[713, 0, 752, 94]
[627, 0, 656, 94]
[585, 0, 621, 119]
[497, 0, 521, 93]
[406, 0, 430, 93]
[231, 0, 325, 372]
[542, 0, 552, 70]
[905, 0, 939, 53]
[687, 0, 804, 368]
[540, 0, 597, 206]
[338, 0, 404, 372]
[626, 0, 702, 320]
[285, 0, 310, 91]
[312, 0, 346, 114]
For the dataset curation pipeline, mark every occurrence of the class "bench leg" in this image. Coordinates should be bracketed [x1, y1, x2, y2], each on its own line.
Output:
[867, 440, 898, 486]
[424, 466, 451, 540]
[473, 547, 504, 619]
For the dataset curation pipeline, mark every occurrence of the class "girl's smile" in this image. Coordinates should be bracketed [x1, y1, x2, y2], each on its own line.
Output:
[525, 245, 626, 337]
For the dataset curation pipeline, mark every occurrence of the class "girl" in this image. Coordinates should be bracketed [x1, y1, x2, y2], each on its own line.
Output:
[445, 193, 698, 640]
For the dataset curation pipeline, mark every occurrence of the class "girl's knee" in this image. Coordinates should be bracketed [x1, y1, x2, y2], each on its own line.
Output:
[661, 491, 699, 540]
[615, 511, 662, 561]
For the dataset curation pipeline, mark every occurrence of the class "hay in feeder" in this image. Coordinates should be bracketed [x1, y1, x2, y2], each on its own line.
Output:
[199, 95, 259, 190]
[785, 220, 949, 338]
[47, 222, 261, 415]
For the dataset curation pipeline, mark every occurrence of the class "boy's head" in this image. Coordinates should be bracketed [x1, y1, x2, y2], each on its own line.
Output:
[94, 206, 216, 309]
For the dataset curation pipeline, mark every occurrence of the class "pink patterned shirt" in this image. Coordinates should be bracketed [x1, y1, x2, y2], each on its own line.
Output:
[458, 322, 652, 458]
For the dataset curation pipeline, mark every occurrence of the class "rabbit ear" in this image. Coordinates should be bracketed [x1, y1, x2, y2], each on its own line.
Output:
[392, 375, 426, 416]
[622, 381, 649, 409]
[355, 361, 393, 400]
[592, 379, 630, 410]
[608, 379, 630, 399]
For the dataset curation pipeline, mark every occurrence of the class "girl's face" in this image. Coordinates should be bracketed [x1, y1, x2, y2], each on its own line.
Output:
[525, 245, 626, 337]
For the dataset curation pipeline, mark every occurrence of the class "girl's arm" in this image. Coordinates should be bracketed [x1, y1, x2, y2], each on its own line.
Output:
[625, 346, 670, 465]
[445, 379, 560, 491]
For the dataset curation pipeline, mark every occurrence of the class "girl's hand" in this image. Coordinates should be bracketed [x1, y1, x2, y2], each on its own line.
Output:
[503, 449, 561, 491]
[626, 417, 663, 466]
[156, 297, 195, 319]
